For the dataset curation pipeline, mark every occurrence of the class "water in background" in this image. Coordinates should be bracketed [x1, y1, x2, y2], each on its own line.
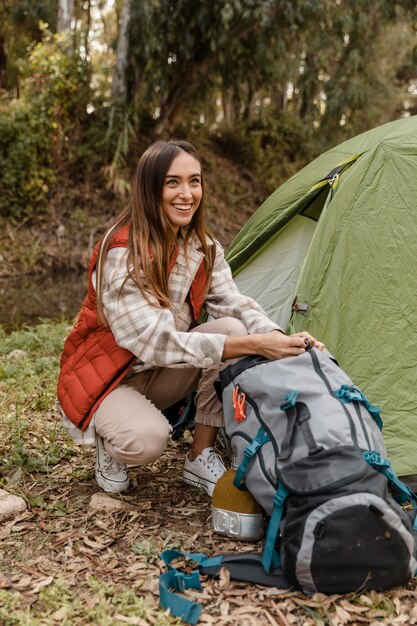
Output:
[0, 271, 88, 330]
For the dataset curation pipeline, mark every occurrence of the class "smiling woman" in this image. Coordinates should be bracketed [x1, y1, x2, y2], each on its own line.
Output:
[162, 151, 203, 232]
[56, 139, 323, 499]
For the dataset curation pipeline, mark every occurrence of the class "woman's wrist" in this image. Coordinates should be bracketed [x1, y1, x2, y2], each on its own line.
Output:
[222, 334, 260, 361]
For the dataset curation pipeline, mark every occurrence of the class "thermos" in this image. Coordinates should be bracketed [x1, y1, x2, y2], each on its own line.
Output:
[211, 470, 264, 541]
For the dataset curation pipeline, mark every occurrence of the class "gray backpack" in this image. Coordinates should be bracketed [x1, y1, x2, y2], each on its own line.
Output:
[218, 348, 417, 594]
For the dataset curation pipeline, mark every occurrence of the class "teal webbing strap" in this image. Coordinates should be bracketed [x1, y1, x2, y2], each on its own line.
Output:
[280, 389, 300, 411]
[334, 385, 383, 430]
[363, 451, 417, 529]
[159, 550, 223, 624]
[277, 389, 300, 461]
[234, 427, 270, 490]
[159, 570, 202, 625]
[262, 483, 288, 573]
[161, 549, 222, 569]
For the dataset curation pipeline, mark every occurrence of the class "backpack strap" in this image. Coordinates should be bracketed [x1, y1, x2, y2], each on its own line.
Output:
[262, 482, 289, 573]
[233, 426, 270, 490]
[335, 385, 383, 430]
[279, 402, 323, 458]
[279, 391, 323, 458]
[159, 549, 293, 623]
[295, 402, 323, 455]
[159, 549, 222, 625]
[199, 552, 292, 587]
[364, 450, 417, 530]
[278, 391, 299, 460]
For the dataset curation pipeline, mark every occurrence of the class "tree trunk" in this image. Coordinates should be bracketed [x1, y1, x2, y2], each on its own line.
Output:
[271, 83, 288, 112]
[152, 15, 265, 136]
[84, 0, 91, 59]
[153, 72, 203, 136]
[154, 59, 212, 136]
[222, 88, 238, 129]
[242, 83, 255, 122]
[57, 0, 74, 32]
[112, 0, 131, 102]
[0, 33, 7, 90]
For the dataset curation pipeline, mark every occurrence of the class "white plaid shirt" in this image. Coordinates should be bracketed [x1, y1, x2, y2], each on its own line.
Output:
[60, 236, 281, 443]
[97, 236, 280, 371]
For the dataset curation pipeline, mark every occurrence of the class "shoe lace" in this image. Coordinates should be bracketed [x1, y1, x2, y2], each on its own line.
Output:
[204, 449, 226, 478]
[103, 452, 126, 476]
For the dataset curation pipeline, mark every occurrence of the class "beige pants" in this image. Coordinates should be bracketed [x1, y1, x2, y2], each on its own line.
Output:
[94, 317, 247, 465]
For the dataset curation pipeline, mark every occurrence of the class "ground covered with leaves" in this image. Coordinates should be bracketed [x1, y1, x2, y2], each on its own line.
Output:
[1, 321, 417, 626]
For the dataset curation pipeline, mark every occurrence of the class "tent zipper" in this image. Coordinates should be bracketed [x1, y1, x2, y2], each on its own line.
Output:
[328, 172, 339, 199]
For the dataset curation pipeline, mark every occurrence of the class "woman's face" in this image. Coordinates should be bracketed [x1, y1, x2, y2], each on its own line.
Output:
[162, 150, 203, 234]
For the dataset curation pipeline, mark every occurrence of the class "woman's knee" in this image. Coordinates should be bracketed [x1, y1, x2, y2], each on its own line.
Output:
[104, 419, 171, 466]
[198, 316, 248, 337]
[95, 384, 173, 465]
[222, 317, 248, 337]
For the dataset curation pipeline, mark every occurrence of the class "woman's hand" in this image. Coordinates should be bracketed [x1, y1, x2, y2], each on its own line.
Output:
[291, 331, 325, 352]
[222, 330, 325, 361]
[253, 331, 325, 360]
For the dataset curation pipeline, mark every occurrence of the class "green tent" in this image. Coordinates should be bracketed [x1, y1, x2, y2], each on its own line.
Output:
[226, 116, 417, 476]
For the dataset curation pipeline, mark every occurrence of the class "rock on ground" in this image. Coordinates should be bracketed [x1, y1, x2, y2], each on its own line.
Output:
[0, 488, 27, 521]
[89, 492, 127, 512]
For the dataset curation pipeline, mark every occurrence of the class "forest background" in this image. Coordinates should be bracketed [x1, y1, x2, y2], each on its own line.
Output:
[1, 0, 417, 278]
[1, 2, 417, 626]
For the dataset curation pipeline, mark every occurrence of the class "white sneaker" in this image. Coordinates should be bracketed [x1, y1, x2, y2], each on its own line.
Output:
[183, 447, 226, 497]
[95, 435, 130, 493]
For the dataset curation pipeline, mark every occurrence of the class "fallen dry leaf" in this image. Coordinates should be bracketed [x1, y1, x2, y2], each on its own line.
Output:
[2, 435, 417, 625]
[52, 606, 69, 621]
[263, 608, 280, 626]
[219, 566, 231, 589]
[339, 600, 370, 614]
[337, 604, 354, 624]
[29, 575, 54, 594]
[220, 601, 230, 616]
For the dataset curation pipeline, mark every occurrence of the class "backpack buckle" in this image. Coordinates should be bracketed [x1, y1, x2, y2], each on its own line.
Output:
[173, 570, 201, 592]
[280, 390, 300, 411]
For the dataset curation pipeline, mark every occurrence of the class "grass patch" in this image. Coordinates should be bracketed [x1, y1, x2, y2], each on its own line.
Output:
[0, 578, 181, 626]
[0, 320, 75, 477]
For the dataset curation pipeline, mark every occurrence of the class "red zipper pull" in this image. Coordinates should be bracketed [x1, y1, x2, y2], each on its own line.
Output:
[233, 386, 246, 422]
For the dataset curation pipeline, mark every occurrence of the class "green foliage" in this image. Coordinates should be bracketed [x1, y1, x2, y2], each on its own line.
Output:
[0, 100, 55, 218]
[214, 113, 314, 193]
[19, 30, 90, 126]
[132, 536, 178, 564]
[129, 0, 300, 133]
[128, 0, 416, 143]
[0, 320, 72, 474]
[0, 318, 68, 355]
[0, 29, 90, 218]
[99, 103, 138, 196]
[0, 577, 181, 626]
[279, 0, 416, 146]
[1, 0, 416, 221]
[0, 0, 57, 90]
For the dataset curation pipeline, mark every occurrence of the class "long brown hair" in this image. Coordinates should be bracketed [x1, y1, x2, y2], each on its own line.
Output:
[96, 140, 216, 325]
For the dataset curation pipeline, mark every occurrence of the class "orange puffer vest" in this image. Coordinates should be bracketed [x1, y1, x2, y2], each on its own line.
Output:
[57, 225, 208, 430]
